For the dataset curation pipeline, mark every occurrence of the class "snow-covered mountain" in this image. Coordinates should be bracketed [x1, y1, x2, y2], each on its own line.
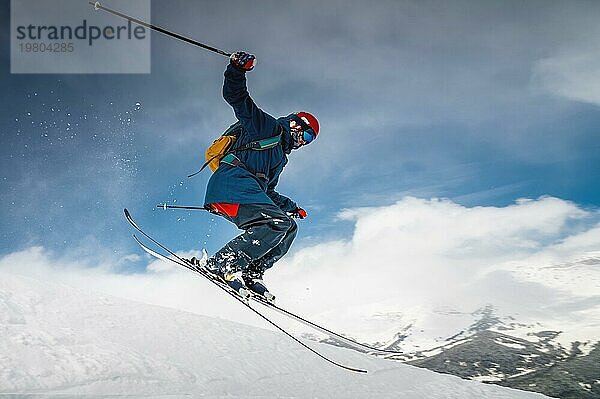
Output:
[272, 251, 600, 399]
[299, 302, 599, 398]
[0, 269, 549, 398]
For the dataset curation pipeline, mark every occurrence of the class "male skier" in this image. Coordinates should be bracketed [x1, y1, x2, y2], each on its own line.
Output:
[192, 51, 319, 302]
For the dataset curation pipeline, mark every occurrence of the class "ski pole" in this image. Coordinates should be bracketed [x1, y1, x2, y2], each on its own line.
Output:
[156, 204, 306, 219]
[88, 2, 231, 57]
[156, 204, 210, 211]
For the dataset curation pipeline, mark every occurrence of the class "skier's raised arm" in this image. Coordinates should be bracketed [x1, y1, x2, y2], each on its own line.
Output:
[222, 51, 273, 139]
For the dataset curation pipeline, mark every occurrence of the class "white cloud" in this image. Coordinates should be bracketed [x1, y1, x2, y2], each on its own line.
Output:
[533, 47, 600, 106]
[268, 197, 600, 346]
[1, 196, 599, 351]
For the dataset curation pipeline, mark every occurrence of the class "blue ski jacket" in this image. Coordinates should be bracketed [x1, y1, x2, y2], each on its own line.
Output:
[203, 64, 298, 212]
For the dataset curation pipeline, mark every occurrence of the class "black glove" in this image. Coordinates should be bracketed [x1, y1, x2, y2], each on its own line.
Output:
[230, 51, 256, 71]
[289, 208, 308, 219]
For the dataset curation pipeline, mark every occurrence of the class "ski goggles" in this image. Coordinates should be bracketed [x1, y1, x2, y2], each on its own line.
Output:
[302, 128, 316, 144]
[292, 128, 316, 148]
[290, 114, 317, 145]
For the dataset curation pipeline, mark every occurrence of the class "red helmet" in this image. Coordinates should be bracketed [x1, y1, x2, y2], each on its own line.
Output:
[295, 111, 319, 136]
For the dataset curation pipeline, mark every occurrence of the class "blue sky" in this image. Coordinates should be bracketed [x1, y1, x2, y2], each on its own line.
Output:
[1, 0, 599, 269]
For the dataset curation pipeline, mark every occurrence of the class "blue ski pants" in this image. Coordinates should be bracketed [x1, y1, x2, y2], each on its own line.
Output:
[207, 203, 298, 275]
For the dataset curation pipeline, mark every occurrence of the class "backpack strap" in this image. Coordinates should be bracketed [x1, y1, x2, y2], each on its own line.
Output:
[221, 153, 244, 167]
[234, 133, 281, 151]
[221, 126, 283, 181]
[188, 126, 283, 178]
[221, 153, 268, 182]
[188, 152, 220, 178]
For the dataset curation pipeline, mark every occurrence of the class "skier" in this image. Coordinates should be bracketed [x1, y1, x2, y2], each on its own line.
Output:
[192, 51, 319, 302]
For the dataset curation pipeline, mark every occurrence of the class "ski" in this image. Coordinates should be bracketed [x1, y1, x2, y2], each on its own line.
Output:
[124, 208, 367, 373]
[133, 234, 402, 356]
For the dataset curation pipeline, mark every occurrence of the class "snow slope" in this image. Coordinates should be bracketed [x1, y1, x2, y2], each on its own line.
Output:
[0, 269, 549, 398]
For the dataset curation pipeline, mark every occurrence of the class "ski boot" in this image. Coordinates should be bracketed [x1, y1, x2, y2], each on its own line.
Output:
[187, 252, 250, 299]
[221, 271, 251, 300]
[205, 263, 251, 300]
[243, 269, 275, 303]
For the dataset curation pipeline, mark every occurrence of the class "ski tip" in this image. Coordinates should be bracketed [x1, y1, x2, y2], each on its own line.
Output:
[124, 208, 131, 218]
